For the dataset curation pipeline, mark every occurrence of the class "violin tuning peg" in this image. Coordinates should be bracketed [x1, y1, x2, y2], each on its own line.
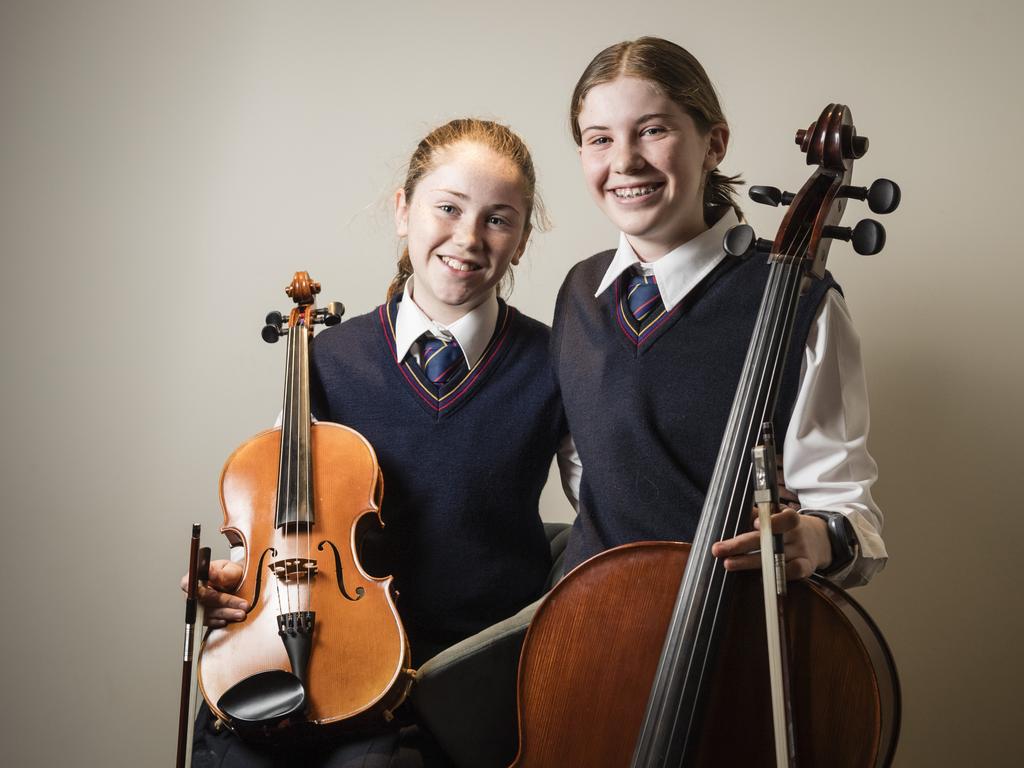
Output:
[262, 310, 285, 343]
[823, 220, 886, 256]
[749, 186, 795, 207]
[314, 302, 346, 327]
[723, 224, 773, 259]
[324, 301, 345, 326]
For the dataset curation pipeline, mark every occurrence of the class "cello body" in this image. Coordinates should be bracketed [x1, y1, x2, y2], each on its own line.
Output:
[512, 105, 901, 766]
[512, 541, 900, 767]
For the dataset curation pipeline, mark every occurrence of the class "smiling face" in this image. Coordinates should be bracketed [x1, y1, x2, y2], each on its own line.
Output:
[577, 76, 727, 261]
[394, 141, 530, 325]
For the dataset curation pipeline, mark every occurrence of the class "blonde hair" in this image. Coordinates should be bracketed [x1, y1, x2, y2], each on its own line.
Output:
[569, 37, 743, 221]
[386, 118, 543, 302]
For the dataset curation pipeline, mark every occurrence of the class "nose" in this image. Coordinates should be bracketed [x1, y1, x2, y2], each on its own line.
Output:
[453, 218, 483, 252]
[612, 138, 644, 175]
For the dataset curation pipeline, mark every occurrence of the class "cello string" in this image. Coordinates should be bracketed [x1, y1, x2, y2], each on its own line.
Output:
[674, 222, 813, 755]
[651, 238, 802, 758]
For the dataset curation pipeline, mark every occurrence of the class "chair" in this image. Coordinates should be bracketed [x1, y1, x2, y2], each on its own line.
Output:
[411, 522, 571, 768]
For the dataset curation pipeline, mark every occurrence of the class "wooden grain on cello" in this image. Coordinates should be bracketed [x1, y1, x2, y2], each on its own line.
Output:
[512, 105, 901, 768]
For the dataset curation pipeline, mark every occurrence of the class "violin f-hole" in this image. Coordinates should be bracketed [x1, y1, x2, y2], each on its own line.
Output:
[319, 540, 366, 601]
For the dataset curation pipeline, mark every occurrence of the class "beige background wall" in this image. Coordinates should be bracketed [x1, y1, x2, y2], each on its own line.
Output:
[2, 1, 1021, 765]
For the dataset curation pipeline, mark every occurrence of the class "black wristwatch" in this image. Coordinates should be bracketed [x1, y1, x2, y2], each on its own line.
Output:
[802, 510, 858, 576]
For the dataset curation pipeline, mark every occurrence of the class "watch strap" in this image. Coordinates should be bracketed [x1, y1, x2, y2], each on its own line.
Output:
[802, 510, 857, 576]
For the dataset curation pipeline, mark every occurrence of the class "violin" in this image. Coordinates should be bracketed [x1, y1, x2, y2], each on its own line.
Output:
[197, 272, 412, 743]
[512, 105, 901, 767]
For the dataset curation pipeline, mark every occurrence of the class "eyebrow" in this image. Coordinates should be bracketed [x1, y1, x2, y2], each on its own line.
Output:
[580, 113, 677, 135]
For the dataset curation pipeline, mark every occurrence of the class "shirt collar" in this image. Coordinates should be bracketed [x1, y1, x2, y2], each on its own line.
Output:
[594, 208, 739, 312]
[393, 277, 499, 369]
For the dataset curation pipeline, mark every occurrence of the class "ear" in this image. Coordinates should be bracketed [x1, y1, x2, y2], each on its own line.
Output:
[511, 224, 532, 266]
[704, 123, 730, 171]
[394, 188, 409, 238]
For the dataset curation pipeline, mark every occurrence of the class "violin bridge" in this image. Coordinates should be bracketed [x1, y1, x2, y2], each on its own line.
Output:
[268, 557, 318, 582]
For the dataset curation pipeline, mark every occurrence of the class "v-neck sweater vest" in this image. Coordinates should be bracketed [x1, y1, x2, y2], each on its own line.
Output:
[553, 250, 838, 572]
[309, 297, 566, 664]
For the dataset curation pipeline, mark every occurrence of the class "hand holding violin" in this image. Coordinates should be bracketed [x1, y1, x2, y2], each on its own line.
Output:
[179, 560, 246, 628]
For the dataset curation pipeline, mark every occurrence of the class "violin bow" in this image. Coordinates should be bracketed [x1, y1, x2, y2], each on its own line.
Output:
[176, 524, 210, 768]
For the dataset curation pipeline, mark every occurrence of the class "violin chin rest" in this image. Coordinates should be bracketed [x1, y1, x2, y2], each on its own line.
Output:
[218, 670, 307, 725]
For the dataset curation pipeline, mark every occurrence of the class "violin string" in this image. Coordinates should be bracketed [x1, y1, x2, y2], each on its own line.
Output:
[303, 315, 313, 616]
[285, 320, 297, 618]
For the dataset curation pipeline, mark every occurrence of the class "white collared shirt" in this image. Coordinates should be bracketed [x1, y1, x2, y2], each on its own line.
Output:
[586, 211, 886, 587]
[393, 277, 499, 369]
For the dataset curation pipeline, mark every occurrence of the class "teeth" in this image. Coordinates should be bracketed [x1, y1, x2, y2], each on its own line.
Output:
[613, 185, 657, 199]
[441, 255, 479, 272]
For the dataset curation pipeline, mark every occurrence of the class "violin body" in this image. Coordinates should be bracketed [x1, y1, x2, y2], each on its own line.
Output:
[513, 541, 900, 767]
[198, 423, 410, 740]
[196, 272, 411, 743]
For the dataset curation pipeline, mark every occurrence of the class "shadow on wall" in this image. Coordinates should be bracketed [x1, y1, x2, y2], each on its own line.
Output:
[861, 340, 1021, 764]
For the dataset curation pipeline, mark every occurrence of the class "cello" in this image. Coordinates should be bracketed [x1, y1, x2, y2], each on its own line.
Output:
[512, 105, 900, 767]
[196, 272, 412, 743]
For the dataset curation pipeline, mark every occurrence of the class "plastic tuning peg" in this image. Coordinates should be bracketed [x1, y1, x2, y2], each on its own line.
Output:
[262, 310, 285, 343]
[823, 220, 886, 256]
[851, 219, 886, 255]
[723, 224, 773, 259]
[866, 179, 900, 214]
[324, 301, 345, 326]
[749, 186, 795, 207]
[838, 179, 901, 215]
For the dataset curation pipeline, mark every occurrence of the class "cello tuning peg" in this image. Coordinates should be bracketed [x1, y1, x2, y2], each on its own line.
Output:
[262, 310, 286, 343]
[822, 220, 886, 256]
[867, 179, 900, 214]
[838, 179, 901, 215]
[723, 224, 773, 259]
[749, 186, 795, 207]
[851, 219, 886, 255]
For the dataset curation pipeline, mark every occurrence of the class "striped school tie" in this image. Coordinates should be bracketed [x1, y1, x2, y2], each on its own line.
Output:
[627, 272, 664, 324]
[420, 334, 464, 385]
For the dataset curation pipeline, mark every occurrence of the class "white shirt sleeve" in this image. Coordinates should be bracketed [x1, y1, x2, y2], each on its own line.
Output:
[556, 433, 582, 514]
[783, 289, 887, 588]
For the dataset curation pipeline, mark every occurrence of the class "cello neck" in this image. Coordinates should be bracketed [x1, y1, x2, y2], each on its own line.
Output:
[632, 256, 807, 766]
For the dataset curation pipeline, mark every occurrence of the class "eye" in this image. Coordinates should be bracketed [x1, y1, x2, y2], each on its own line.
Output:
[640, 126, 666, 137]
[588, 135, 611, 146]
[487, 215, 512, 228]
[437, 203, 458, 215]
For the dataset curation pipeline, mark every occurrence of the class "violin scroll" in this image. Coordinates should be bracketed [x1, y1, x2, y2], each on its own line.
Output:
[262, 272, 345, 343]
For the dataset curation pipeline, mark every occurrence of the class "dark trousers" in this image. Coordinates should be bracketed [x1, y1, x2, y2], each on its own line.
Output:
[191, 704, 453, 768]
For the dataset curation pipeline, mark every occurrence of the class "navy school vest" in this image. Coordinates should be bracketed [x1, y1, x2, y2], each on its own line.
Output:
[309, 297, 566, 664]
[553, 251, 838, 571]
